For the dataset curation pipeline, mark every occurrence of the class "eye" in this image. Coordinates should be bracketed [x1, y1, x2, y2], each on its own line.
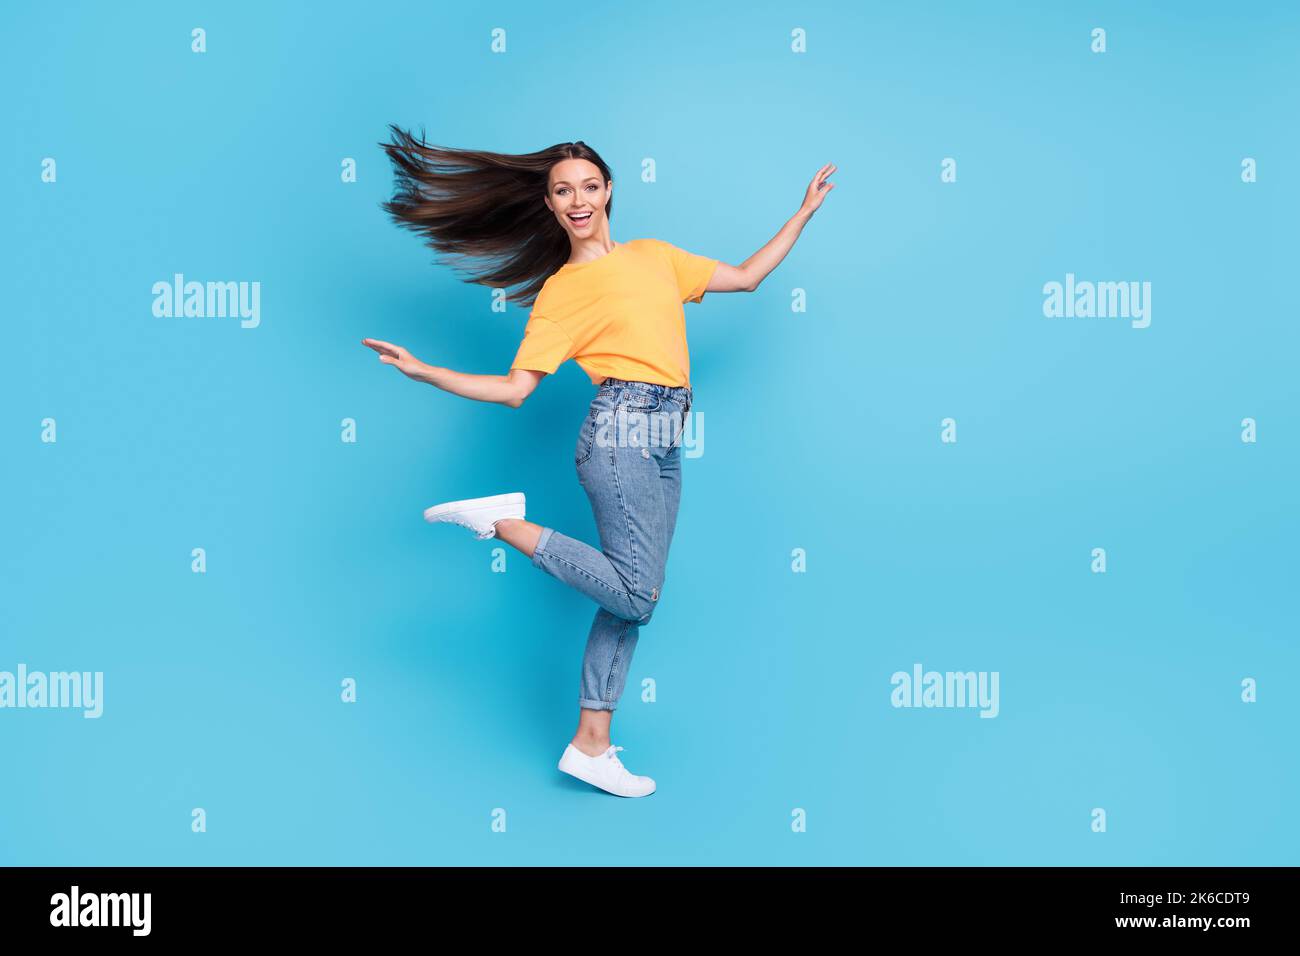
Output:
[586, 184, 598, 191]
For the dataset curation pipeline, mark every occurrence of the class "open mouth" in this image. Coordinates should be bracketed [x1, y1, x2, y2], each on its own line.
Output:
[567, 211, 593, 227]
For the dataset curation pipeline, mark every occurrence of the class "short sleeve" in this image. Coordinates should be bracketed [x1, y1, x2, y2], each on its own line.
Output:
[661, 240, 718, 303]
[510, 312, 573, 374]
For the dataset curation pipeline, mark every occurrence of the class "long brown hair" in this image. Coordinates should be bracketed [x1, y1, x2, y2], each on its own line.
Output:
[379, 125, 613, 308]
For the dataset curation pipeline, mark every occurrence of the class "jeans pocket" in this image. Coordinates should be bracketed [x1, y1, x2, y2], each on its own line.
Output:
[576, 393, 616, 467]
[575, 408, 597, 467]
[618, 388, 662, 413]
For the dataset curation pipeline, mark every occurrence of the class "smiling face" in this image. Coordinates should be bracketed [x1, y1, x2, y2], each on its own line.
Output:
[545, 158, 612, 240]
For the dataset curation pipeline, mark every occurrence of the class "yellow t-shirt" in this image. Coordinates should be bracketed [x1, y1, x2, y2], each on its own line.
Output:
[509, 238, 718, 388]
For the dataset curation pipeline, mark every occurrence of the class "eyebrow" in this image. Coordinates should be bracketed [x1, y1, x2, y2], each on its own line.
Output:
[552, 177, 601, 187]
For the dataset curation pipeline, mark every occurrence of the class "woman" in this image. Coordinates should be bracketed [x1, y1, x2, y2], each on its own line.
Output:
[363, 126, 835, 797]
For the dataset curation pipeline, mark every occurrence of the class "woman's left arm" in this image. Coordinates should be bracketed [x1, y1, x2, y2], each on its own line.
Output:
[706, 163, 837, 293]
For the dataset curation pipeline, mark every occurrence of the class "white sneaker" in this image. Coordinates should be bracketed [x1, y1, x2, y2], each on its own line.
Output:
[557, 743, 656, 798]
[423, 491, 525, 540]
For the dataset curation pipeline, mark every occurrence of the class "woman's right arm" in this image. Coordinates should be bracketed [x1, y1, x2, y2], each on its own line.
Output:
[362, 338, 543, 408]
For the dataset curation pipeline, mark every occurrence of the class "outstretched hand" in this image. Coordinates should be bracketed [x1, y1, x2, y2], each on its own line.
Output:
[799, 163, 837, 217]
[362, 338, 431, 382]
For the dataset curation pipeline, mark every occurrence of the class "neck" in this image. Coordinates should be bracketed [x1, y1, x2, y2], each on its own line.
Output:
[567, 234, 617, 264]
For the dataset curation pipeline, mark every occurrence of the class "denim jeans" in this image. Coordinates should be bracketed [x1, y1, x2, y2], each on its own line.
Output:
[531, 377, 693, 711]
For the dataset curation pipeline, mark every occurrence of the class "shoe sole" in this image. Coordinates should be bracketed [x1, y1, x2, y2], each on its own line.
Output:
[423, 492, 525, 523]
[557, 758, 656, 798]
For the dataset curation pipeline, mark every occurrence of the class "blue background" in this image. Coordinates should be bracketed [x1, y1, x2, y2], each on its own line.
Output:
[2, 1, 1296, 865]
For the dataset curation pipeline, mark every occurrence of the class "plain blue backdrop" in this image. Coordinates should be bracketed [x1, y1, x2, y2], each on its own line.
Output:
[2, 1, 1297, 865]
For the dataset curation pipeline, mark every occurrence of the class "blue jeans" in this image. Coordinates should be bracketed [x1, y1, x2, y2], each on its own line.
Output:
[531, 377, 693, 711]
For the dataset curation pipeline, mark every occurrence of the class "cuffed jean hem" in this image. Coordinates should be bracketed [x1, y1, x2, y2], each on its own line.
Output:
[531, 525, 557, 568]
[579, 697, 618, 712]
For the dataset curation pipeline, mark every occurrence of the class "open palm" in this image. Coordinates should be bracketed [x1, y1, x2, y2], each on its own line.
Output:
[362, 338, 428, 381]
[800, 163, 837, 216]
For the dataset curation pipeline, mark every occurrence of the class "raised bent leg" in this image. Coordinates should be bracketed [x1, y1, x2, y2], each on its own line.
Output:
[531, 424, 674, 626]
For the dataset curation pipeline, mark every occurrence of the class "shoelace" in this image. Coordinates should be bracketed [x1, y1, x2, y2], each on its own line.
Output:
[605, 746, 631, 774]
